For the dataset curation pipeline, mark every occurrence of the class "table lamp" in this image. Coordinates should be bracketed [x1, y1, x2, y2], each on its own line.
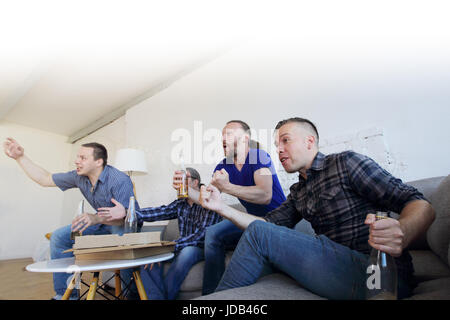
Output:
[114, 148, 148, 198]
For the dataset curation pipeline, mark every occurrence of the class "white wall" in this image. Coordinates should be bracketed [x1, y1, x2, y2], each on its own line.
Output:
[124, 38, 450, 208]
[0, 121, 72, 260]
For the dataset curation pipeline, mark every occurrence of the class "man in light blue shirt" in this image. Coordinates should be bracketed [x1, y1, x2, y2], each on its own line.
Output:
[3, 138, 138, 299]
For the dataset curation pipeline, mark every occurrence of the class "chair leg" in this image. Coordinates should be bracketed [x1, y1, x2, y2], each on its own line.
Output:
[62, 272, 79, 300]
[87, 272, 100, 300]
[115, 270, 122, 299]
[133, 270, 148, 300]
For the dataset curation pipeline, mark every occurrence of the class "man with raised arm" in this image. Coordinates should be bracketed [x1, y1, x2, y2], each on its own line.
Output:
[3, 138, 138, 300]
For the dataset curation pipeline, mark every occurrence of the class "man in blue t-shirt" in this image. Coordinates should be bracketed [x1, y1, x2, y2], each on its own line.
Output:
[3, 138, 137, 300]
[174, 120, 286, 295]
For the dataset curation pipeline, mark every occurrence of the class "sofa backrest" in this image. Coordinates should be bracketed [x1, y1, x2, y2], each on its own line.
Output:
[425, 175, 450, 266]
[406, 176, 446, 251]
[407, 176, 446, 201]
[162, 219, 180, 241]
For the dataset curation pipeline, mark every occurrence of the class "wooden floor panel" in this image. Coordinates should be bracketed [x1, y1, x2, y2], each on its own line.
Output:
[0, 258, 110, 300]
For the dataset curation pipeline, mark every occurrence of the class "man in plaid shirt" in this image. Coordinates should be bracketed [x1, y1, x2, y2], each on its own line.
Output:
[199, 117, 436, 300]
[98, 167, 221, 299]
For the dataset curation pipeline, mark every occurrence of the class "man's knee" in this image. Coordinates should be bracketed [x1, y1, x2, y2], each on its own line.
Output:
[246, 219, 269, 235]
[205, 224, 223, 245]
[177, 246, 200, 261]
[50, 225, 70, 246]
[240, 220, 267, 245]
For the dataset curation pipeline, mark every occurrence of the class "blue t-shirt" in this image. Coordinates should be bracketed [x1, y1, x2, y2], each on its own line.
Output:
[214, 149, 286, 216]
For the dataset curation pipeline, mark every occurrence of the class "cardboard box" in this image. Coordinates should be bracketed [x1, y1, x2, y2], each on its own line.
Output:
[72, 241, 176, 261]
[65, 231, 176, 261]
[73, 231, 162, 250]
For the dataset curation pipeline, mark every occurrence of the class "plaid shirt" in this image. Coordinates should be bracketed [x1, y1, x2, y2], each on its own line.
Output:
[265, 151, 427, 280]
[136, 199, 222, 253]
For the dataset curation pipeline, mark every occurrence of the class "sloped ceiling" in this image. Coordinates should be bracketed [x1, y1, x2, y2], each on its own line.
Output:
[1, 1, 449, 143]
[0, 0, 251, 141]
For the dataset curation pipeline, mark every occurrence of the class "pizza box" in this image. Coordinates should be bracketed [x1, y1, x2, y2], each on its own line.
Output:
[64, 231, 175, 261]
[73, 231, 162, 250]
[69, 241, 176, 261]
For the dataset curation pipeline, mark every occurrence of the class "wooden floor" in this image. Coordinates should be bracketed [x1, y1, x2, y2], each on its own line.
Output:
[0, 258, 54, 300]
[0, 258, 112, 300]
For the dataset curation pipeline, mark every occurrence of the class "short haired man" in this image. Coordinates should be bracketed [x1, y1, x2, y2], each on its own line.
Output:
[99, 167, 222, 299]
[3, 138, 138, 300]
[174, 120, 286, 295]
[199, 118, 435, 299]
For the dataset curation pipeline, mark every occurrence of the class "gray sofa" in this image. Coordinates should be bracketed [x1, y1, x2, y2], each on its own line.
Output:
[160, 175, 450, 300]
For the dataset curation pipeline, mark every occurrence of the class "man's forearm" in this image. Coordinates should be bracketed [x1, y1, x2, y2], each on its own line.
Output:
[399, 200, 435, 249]
[97, 215, 124, 227]
[16, 155, 55, 187]
[217, 204, 265, 230]
[222, 183, 271, 205]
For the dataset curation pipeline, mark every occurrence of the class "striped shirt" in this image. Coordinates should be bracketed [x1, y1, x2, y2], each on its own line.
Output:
[52, 165, 139, 229]
[136, 199, 222, 253]
[265, 151, 427, 281]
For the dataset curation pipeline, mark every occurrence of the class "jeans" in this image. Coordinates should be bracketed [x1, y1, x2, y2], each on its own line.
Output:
[216, 220, 413, 300]
[202, 219, 244, 295]
[50, 223, 134, 298]
[139, 246, 204, 300]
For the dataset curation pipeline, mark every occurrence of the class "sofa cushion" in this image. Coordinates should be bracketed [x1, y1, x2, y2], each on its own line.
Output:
[294, 219, 316, 236]
[409, 250, 450, 282]
[412, 277, 450, 294]
[194, 273, 325, 300]
[408, 277, 450, 300]
[426, 175, 450, 265]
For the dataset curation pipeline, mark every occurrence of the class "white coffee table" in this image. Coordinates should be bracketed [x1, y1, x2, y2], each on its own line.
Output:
[26, 253, 174, 300]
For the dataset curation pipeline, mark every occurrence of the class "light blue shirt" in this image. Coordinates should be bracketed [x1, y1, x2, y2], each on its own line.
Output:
[52, 165, 139, 212]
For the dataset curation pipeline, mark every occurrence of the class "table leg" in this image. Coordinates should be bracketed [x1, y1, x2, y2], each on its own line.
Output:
[62, 272, 79, 300]
[87, 272, 100, 300]
[133, 270, 148, 300]
[115, 270, 122, 299]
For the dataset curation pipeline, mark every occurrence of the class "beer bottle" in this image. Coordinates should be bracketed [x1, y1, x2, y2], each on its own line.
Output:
[124, 196, 137, 233]
[365, 211, 398, 300]
[70, 200, 85, 240]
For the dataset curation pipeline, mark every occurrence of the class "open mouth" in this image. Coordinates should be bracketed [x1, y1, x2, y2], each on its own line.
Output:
[279, 157, 288, 164]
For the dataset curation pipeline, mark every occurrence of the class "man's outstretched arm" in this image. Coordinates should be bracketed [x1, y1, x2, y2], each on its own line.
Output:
[3, 137, 56, 187]
[199, 184, 265, 230]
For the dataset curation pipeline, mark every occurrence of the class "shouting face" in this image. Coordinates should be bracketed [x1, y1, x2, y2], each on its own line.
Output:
[275, 122, 317, 174]
[74, 146, 103, 176]
[222, 122, 249, 159]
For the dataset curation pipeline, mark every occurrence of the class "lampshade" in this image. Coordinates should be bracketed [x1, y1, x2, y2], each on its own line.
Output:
[114, 148, 148, 173]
